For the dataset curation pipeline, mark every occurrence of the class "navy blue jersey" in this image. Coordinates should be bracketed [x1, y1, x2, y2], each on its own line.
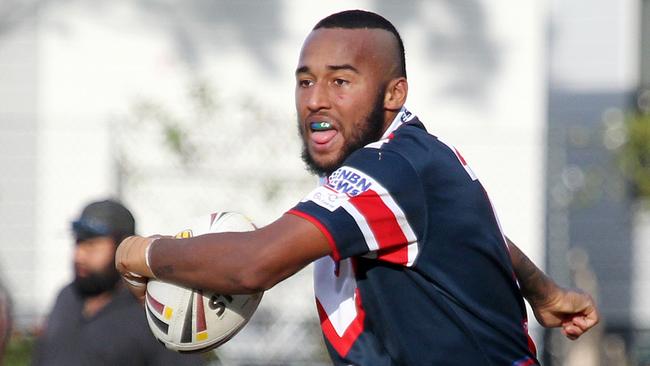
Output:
[289, 108, 538, 365]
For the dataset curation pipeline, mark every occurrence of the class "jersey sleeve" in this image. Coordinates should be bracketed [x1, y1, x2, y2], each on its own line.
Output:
[288, 148, 426, 266]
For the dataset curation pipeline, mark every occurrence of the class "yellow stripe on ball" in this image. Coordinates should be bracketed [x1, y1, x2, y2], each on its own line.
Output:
[164, 307, 173, 320]
[175, 230, 193, 239]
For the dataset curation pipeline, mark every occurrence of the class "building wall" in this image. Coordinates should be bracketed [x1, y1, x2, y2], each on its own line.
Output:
[0, 5, 39, 328]
[548, 0, 639, 324]
[546, 0, 640, 364]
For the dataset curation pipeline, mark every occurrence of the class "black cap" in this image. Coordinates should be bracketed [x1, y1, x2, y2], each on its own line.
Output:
[72, 199, 135, 242]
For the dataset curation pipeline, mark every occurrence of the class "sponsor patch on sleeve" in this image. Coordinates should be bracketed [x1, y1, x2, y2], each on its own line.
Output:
[302, 167, 375, 212]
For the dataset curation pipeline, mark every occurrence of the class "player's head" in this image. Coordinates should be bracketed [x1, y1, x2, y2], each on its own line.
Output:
[71, 199, 135, 297]
[296, 10, 408, 176]
[313, 10, 406, 79]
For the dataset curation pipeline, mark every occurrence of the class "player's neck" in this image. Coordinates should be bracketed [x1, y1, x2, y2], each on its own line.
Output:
[384, 110, 399, 132]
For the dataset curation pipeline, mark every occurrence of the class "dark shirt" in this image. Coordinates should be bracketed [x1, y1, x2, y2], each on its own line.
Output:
[33, 284, 205, 366]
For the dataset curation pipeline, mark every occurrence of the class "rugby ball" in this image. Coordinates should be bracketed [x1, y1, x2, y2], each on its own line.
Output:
[145, 212, 263, 353]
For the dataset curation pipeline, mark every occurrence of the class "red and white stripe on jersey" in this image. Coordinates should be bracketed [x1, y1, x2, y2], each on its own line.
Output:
[340, 185, 419, 266]
[314, 256, 366, 357]
[437, 138, 478, 181]
[345, 169, 418, 266]
[305, 166, 419, 266]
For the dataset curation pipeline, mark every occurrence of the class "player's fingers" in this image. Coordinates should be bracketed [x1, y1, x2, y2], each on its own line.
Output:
[562, 324, 582, 340]
[565, 295, 598, 329]
[561, 292, 599, 322]
[572, 316, 588, 330]
[561, 315, 592, 336]
[571, 313, 598, 334]
[122, 273, 148, 305]
[583, 304, 600, 328]
[116, 236, 144, 273]
[123, 272, 146, 286]
[115, 235, 157, 278]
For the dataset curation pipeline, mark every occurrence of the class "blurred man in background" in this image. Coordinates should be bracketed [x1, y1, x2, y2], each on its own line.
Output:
[33, 199, 204, 366]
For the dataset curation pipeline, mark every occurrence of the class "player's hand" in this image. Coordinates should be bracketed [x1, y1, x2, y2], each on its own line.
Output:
[529, 286, 599, 340]
[122, 271, 148, 304]
[116, 235, 158, 303]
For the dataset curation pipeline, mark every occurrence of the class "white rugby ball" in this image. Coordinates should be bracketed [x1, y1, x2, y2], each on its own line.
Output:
[145, 212, 263, 353]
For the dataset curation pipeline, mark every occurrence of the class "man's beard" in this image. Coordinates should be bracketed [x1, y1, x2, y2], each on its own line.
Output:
[73, 261, 121, 298]
[300, 89, 386, 176]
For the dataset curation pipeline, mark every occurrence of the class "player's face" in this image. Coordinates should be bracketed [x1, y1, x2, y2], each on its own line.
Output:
[73, 236, 121, 296]
[295, 28, 393, 175]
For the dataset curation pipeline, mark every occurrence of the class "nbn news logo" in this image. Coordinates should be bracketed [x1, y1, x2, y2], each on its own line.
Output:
[326, 168, 373, 197]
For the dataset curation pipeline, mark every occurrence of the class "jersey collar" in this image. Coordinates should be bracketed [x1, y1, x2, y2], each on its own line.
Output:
[379, 106, 417, 140]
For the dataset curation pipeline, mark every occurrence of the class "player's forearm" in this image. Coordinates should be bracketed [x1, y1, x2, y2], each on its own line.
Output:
[147, 214, 331, 294]
[506, 237, 559, 306]
[149, 231, 268, 294]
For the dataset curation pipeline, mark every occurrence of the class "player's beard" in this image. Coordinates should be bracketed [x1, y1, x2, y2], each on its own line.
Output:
[73, 260, 121, 298]
[300, 88, 387, 176]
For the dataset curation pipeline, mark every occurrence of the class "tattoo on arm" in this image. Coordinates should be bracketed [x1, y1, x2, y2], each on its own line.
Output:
[506, 237, 553, 305]
[156, 265, 174, 277]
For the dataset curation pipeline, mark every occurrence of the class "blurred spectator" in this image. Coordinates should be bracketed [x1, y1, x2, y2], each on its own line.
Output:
[32, 199, 205, 366]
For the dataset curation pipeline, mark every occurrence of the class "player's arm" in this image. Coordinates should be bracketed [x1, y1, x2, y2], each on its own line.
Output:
[116, 213, 330, 298]
[506, 237, 599, 340]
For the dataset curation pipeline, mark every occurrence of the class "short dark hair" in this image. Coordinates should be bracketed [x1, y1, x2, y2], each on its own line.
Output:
[313, 10, 407, 78]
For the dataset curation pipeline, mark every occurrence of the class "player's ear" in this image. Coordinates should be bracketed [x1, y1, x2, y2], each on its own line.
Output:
[384, 77, 408, 111]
